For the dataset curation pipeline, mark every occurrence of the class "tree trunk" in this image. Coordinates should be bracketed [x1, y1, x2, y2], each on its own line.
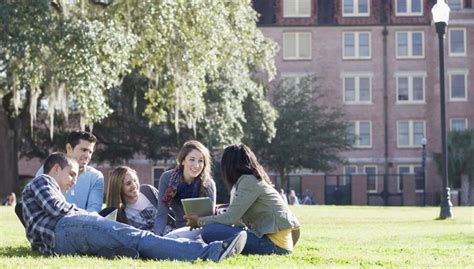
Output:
[279, 167, 287, 192]
[0, 104, 19, 198]
[460, 174, 470, 206]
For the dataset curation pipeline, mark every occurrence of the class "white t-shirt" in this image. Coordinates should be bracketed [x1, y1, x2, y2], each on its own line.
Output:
[125, 193, 158, 231]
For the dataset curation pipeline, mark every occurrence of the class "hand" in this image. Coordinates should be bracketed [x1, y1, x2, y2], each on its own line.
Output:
[184, 214, 199, 229]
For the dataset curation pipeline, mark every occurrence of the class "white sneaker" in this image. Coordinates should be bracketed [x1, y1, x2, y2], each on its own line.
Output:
[217, 231, 247, 262]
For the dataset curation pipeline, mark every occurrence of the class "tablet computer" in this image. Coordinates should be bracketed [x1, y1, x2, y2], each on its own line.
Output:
[181, 197, 213, 217]
[104, 209, 118, 221]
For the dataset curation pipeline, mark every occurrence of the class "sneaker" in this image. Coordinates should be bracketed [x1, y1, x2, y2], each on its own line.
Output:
[97, 246, 139, 259]
[217, 231, 247, 262]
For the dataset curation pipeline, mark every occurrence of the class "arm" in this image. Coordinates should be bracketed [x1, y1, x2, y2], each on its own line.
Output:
[198, 176, 261, 226]
[33, 177, 77, 217]
[206, 179, 217, 210]
[85, 171, 104, 212]
[153, 171, 171, 235]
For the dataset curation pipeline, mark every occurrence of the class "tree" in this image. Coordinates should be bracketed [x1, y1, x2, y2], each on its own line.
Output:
[0, 1, 277, 197]
[248, 76, 350, 190]
[433, 129, 474, 205]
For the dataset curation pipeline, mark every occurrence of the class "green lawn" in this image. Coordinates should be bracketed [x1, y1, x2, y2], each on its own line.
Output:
[1, 205, 472, 268]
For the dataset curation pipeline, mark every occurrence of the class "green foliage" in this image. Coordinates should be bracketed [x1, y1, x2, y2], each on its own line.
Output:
[250, 76, 350, 186]
[433, 129, 474, 187]
[1, 206, 473, 267]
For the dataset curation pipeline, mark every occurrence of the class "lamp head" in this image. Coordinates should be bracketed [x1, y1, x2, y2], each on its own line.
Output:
[421, 137, 427, 146]
[431, 0, 450, 24]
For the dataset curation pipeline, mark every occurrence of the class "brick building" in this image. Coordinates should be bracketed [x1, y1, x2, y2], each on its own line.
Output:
[254, 0, 473, 205]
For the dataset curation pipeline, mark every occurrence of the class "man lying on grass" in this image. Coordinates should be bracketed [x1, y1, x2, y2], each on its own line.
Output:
[21, 152, 246, 262]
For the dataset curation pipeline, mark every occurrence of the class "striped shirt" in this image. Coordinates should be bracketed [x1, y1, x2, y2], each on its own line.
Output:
[22, 174, 87, 255]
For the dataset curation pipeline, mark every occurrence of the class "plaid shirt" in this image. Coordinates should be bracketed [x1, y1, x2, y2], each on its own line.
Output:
[22, 174, 87, 255]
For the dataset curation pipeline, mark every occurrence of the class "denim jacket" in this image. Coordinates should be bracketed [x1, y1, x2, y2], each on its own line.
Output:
[198, 174, 300, 238]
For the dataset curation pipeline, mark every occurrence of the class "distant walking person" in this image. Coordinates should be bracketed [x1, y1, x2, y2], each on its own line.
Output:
[288, 190, 300, 206]
[21, 152, 246, 262]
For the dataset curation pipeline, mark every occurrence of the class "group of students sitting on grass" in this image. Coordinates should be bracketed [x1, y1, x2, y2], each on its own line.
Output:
[17, 131, 300, 262]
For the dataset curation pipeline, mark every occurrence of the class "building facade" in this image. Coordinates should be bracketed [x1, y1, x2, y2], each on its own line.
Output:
[254, 0, 474, 205]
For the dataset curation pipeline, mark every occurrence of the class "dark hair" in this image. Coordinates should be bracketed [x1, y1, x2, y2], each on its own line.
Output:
[43, 152, 76, 174]
[220, 143, 271, 188]
[66, 130, 97, 149]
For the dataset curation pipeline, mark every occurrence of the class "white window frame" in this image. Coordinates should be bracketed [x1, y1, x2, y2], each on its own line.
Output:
[341, 72, 373, 104]
[394, 72, 426, 104]
[283, 0, 311, 18]
[396, 31, 424, 59]
[364, 165, 378, 193]
[395, 0, 423, 16]
[450, 118, 468, 131]
[348, 120, 372, 148]
[397, 120, 425, 148]
[448, 70, 468, 102]
[342, 32, 371, 59]
[283, 32, 312, 60]
[342, 0, 370, 17]
[449, 28, 466, 57]
[397, 165, 424, 193]
[447, 0, 463, 9]
[343, 165, 357, 185]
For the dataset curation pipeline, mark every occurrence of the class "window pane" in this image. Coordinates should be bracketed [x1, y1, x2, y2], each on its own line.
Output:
[447, 0, 463, 9]
[344, 33, 355, 57]
[452, 119, 467, 131]
[359, 77, 370, 101]
[345, 77, 356, 102]
[359, 122, 371, 146]
[450, 30, 465, 54]
[398, 77, 409, 101]
[412, 0, 422, 13]
[283, 33, 297, 59]
[398, 166, 410, 191]
[300, 0, 311, 16]
[412, 32, 423, 56]
[347, 123, 356, 145]
[397, 0, 407, 13]
[412, 77, 423, 101]
[344, 0, 354, 14]
[413, 122, 424, 145]
[451, 74, 466, 99]
[298, 33, 311, 58]
[365, 167, 376, 191]
[397, 33, 408, 56]
[414, 166, 424, 190]
[283, 0, 297, 17]
[359, 33, 370, 57]
[359, 0, 368, 13]
[399, 122, 409, 145]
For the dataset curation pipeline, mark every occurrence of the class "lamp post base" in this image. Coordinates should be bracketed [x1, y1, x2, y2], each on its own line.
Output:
[439, 187, 453, 219]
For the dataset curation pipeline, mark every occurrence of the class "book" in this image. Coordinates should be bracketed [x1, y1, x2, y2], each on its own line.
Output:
[181, 197, 213, 217]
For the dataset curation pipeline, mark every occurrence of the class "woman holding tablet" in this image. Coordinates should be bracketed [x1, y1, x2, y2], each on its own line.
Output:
[156, 140, 216, 237]
[186, 143, 300, 255]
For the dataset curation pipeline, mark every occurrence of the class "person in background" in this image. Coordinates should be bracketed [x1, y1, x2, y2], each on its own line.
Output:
[36, 130, 104, 212]
[186, 143, 300, 255]
[155, 140, 216, 237]
[288, 190, 300, 206]
[21, 152, 246, 262]
[3, 192, 16, 206]
[279, 189, 288, 205]
[106, 166, 161, 233]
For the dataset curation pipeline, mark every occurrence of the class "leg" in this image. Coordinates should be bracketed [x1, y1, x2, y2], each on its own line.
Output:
[164, 226, 203, 241]
[54, 214, 224, 261]
[201, 223, 290, 255]
[15, 202, 26, 228]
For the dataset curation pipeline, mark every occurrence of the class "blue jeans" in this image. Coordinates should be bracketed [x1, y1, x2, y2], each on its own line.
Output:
[54, 214, 223, 261]
[201, 223, 290, 255]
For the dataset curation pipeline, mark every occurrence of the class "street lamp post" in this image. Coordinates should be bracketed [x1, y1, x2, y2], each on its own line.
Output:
[432, 0, 452, 219]
[421, 137, 427, 206]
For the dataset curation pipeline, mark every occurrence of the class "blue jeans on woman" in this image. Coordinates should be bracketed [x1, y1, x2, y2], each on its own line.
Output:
[201, 223, 290, 255]
[54, 214, 223, 261]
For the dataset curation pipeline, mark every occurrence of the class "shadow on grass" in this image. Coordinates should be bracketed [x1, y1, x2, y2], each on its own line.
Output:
[0, 246, 40, 258]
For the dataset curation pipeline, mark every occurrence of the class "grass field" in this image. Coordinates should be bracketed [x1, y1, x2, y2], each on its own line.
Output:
[0, 205, 473, 268]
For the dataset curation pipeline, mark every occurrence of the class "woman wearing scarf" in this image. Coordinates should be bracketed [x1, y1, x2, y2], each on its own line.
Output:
[155, 140, 216, 238]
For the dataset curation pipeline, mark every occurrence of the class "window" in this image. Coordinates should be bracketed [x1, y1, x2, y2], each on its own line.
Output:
[343, 32, 371, 59]
[397, 120, 425, 148]
[364, 166, 377, 192]
[395, 72, 426, 103]
[449, 28, 466, 56]
[152, 167, 165, 188]
[342, 0, 369, 17]
[396, 31, 424, 58]
[344, 165, 357, 185]
[396, 0, 422, 16]
[283, 32, 312, 60]
[342, 73, 372, 103]
[447, 0, 463, 9]
[449, 71, 468, 101]
[347, 121, 372, 148]
[281, 73, 313, 91]
[283, 0, 311, 17]
[450, 118, 468, 131]
[398, 165, 424, 193]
